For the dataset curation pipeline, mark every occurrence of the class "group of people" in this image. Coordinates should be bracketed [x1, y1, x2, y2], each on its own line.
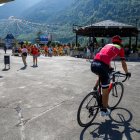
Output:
[21, 44, 40, 67]
[86, 42, 101, 61]
[18, 44, 71, 57]
[42, 45, 70, 56]
[18, 44, 71, 67]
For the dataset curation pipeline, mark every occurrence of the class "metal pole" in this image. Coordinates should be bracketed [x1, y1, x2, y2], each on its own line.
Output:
[136, 18, 138, 28]
[129, 36, 132, 50]
[76, 34, 78, 47]
[136, 35, 138, 50]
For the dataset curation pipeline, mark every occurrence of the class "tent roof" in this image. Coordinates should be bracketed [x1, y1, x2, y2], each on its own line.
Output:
[5, 34, 14, 39]
[89, 20, 133, 27]
[73, 20, 139, 37]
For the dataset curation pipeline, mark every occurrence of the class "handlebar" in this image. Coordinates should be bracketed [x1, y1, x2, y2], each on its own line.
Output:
[110, 71, 128, 82]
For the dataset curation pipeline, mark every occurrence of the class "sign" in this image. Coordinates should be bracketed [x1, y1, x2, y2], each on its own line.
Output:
[5, 34, 15, 48]
[39, 35, 48, 44]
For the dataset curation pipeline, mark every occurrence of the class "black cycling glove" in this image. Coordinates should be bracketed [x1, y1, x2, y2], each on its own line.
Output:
[126, 72, 131, 78]
[109, 67, 114, 73]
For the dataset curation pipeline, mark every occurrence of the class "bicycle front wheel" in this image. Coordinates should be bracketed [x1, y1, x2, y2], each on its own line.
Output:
[108, 82, 124, 109]
[77, 92, 99, 127]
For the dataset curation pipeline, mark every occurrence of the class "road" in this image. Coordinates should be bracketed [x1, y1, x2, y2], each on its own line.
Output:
[0, 50, 140, 140]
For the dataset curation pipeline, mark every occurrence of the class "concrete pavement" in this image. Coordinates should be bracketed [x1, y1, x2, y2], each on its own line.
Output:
[0, 49, 140, 140]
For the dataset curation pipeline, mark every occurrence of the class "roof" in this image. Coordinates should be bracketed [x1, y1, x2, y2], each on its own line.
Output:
[73, 20, 139, 37]
[90, 20, 133, 27]
[0, 0, 14, 4]
[5, 34, 14, 39]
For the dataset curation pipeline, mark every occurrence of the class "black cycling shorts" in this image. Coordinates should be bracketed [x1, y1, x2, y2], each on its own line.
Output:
[22, 52, 27, 56]
[91, 60, 110, 88]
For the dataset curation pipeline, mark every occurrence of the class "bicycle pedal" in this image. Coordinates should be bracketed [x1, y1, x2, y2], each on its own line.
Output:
[93, 94, 96, 98]
[93, 92, 98, 97]
[88, 114, 92, 118]
[112, 94, 118, 97]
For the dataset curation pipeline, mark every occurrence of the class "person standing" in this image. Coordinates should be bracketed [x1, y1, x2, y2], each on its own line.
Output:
[48, 46, 53, 57]
[86, 46, 91, 61]
[4, 45, 7, 54]
[21, 45, 28, 67]
[31, 45, 40, 67]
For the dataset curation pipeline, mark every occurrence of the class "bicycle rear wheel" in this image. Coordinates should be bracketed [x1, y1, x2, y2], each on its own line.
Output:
[77, 92, 99, 127]
[108, 82, 124, 109]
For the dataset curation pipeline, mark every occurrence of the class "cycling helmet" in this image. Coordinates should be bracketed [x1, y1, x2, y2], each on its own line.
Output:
[112, 35, 122, 44]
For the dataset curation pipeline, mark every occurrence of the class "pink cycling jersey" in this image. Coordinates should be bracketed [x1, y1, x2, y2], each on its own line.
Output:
[94, 44, 125, 65]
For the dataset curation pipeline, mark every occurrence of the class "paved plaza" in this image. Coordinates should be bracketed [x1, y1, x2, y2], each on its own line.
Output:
[0, 49, 140, 140]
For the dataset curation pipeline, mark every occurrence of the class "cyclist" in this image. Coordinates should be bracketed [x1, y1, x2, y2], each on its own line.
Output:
[91, 35, 131, 116]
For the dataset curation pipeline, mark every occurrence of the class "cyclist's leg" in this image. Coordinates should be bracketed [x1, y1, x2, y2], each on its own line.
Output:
[93, 77, 99, 90]
[91, 60, 110, 115]
[102, 87, 109, 108]
[100, 73, 110, 106]
[100, 74, 111, 116]
[91, 61, 100, 91]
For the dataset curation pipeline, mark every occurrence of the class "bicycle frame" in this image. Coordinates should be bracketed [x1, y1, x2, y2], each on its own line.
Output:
[96, 71, 127, 107]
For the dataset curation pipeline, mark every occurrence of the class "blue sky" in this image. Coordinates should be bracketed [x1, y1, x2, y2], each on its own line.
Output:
[0, 4, 5, 6]
[0, 0, 43, 19]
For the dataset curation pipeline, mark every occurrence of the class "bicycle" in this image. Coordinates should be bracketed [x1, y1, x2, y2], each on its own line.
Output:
[77, 70, 129, 127]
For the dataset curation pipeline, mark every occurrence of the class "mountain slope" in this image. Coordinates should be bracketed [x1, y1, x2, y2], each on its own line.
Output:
[22, 0, 140, 27]
[0, 0, 140, 43]
[0, 0, 41, 19]
[22, 0, 74, 23]
[51, 0, 140, 26]
[0, 17, 47, 40]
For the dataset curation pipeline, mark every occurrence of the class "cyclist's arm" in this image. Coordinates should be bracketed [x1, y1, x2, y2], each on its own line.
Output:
[121, 60, 128, 74]
[119, 48, 128, 74]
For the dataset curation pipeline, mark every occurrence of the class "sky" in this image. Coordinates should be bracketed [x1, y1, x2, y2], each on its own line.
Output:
[0, 0, 43, 18]
[0, 4, 5, 6]
[21, 0, 42, 8]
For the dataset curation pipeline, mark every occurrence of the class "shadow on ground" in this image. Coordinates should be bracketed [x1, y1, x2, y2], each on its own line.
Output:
[80, 107, 140, 140]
